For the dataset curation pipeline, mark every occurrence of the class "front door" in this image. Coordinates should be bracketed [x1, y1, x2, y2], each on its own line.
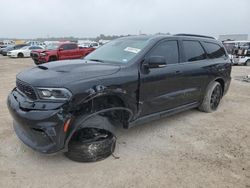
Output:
[139, 40, 186, 116]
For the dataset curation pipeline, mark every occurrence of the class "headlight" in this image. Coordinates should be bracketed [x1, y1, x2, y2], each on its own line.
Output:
[40, 53, 47, 56]
[37, 88, 72, 100]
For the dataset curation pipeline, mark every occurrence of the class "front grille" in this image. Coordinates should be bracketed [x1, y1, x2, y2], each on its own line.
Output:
[16, 80, 37, 100]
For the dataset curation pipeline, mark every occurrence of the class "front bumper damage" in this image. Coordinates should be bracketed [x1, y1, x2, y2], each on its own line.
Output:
[7, 88, 69, 154]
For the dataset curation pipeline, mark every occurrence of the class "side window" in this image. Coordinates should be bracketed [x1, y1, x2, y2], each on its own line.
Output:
[68, 44, 77, 50]
[61, 44, 69, 50]
[183, 40, 206, 62]
[204, 42, 226, 58]
[148, 40, 179, 64]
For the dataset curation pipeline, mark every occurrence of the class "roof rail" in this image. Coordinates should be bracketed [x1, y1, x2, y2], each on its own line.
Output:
[174, 33, 215, 39]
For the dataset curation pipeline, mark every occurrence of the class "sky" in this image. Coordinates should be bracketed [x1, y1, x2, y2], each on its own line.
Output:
[0, 0, 249, 39]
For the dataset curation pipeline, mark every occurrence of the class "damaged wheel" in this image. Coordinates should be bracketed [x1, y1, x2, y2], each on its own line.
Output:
[65, 128, 116, 162]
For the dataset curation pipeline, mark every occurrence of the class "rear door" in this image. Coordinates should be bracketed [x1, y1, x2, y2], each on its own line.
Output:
[25, 46, 41, 57]
[177, 40, 211, 104]
[68, 43, 79, 58]
[58, 44, 74, 60]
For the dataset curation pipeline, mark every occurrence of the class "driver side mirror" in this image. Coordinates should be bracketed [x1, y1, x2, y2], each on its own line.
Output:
[144, 56, 166, 68]
[59, 47, 64, 51]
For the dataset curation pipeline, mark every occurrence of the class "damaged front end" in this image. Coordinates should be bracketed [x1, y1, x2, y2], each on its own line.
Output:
[7, 83, 134, 155]
[7, 88, 71, 154]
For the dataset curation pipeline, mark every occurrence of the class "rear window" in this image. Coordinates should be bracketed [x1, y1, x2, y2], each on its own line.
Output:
[204, 42, 226, 58]
[183, 40, 206, 62]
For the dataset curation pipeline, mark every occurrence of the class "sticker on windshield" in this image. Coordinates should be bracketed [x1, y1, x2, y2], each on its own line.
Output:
[124, 47, 141, 54]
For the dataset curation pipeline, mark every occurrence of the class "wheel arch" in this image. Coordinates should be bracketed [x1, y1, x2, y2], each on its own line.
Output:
[17, 52, 24, 57]
[214, 77, 225, 95]
[64, 92, 135, 151]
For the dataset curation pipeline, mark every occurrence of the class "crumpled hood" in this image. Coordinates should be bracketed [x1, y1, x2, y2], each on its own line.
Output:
[17, 59, 121, 87]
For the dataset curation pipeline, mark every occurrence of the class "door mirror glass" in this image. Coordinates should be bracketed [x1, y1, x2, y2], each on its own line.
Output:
[145, 56, 166, 68]
[59, 47, 64, 51]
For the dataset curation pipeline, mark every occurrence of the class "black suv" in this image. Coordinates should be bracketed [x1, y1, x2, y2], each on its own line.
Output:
[7, 34, 231, 162]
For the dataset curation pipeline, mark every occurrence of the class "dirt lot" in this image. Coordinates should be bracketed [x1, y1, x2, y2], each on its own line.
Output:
[0, 55, 249, 188]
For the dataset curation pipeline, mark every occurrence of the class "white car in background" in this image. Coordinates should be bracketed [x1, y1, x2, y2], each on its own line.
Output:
[78, 42, 100, 49]
[236, 56, 250, 66]
[7, 46, 44, 58]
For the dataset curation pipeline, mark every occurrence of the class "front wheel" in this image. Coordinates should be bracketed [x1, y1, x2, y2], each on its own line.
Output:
[65, 128, 116, 162]
[198, 81, 222, 113]
[17, 53, 24, 58]
[64, 115, 116, 162]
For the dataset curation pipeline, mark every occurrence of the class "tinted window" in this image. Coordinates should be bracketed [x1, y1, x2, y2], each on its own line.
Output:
[183, 41, 206, 62]
[204, 42, 226, 58]
[84, 38, 149, 63]
[148, 40, 179, 64]
[62, 44, 77, 50]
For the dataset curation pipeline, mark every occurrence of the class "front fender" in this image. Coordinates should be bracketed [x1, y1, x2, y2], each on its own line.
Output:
[64, 107, 133, 151]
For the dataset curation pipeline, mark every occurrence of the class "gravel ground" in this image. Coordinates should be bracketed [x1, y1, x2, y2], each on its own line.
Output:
[0, 56, 249, 188]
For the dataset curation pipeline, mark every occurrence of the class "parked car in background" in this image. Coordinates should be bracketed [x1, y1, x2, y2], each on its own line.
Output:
[26, 41, 46, 47]
[7, 46, 44, 58]
[234, 55, 250, 66]
[0, 40, 14, 48]
[1, 44, 28, 56]
[30, 42, 95, 64]
[79, 41, 100, 48]
[0, 46, 8, 54]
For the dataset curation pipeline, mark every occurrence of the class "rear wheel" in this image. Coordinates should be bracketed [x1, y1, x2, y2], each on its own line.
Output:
[198, 81, 222, 113]
[245, 60, 250, 66]
[17, 53, 24, 58]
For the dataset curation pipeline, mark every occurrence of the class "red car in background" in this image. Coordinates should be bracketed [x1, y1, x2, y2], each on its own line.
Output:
[30, 42, 95, 64]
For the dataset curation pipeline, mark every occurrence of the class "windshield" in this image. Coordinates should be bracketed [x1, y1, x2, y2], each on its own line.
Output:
[84, 38, 149, 63]
[46, 43, 60, 50]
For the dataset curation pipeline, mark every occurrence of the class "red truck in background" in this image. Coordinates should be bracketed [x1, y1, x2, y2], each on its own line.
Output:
[30, 42, 95, 64]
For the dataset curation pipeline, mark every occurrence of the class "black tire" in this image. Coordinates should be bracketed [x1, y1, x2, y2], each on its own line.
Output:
[17, 53, 24, 58]
[65, 117, 116, 162]
[198, 81, 222, 113]
[34, 60, 39, 65]
[246, 60, 250, 66]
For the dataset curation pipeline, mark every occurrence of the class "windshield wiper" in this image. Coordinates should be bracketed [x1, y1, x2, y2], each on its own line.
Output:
[87, 59, 104, 63]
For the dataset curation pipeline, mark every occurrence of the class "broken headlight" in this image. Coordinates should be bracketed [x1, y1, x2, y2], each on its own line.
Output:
[37, 88, 72, 100]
